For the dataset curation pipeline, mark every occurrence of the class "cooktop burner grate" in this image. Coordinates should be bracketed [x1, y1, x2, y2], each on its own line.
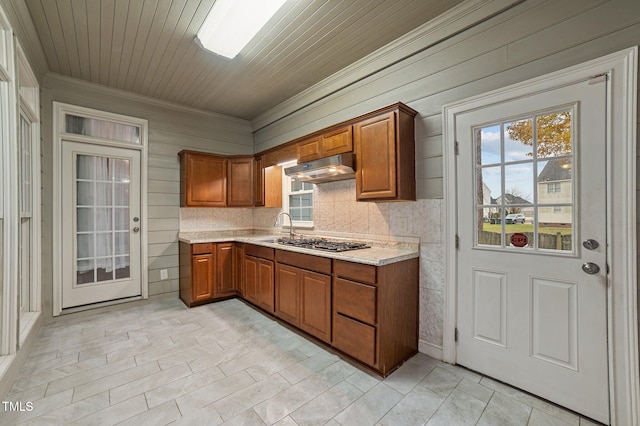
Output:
[277, 238, 370, 252]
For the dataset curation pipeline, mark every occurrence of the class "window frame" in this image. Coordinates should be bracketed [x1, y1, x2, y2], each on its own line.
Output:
[281, 161, 314, 228]
[547, 182, 561, 193]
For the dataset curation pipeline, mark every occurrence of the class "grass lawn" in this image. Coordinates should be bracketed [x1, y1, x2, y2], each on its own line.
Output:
[482, 223, 572, 235]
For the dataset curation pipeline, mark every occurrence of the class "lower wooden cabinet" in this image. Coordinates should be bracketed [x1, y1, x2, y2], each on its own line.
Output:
[244, 244, 275, 313]
[299, 269, 332, 342]
[179, 241, 239, 307]
[216, 243, 235, 298]
[275, 263, 300, 326]
[332, 258, 419, 376]
[275, 250, 332, 343]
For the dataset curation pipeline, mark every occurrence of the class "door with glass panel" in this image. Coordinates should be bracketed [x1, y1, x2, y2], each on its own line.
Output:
[455, 79, 609, 423]
[61, 141, 141, 308]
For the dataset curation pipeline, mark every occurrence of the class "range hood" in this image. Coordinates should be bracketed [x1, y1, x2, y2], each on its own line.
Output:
[284, 153, 355, 184]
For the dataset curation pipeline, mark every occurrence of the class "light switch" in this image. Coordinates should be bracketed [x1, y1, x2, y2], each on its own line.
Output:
[160, 269, 169, 280]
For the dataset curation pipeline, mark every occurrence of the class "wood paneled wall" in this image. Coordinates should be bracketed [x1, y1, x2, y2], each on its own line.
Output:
[40, 75, 253, 317]
[253, 0, 640, 200]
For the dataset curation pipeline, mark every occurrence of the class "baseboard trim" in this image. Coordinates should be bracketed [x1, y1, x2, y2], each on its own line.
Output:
[418, 339, 443, 360]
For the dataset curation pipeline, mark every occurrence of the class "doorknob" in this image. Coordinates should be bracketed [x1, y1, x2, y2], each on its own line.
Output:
[133, 226, 140, 233]
[582, 262, 600, 274]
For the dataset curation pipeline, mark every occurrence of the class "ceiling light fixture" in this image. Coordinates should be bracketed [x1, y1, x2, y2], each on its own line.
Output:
[196, 0, 287, 59]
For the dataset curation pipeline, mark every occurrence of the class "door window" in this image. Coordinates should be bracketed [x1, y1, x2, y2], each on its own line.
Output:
[75, 154, 131, 284]
[474, 108, 575, 252]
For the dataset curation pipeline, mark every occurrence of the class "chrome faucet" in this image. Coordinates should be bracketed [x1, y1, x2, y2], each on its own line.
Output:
[274, 212, 295, 240]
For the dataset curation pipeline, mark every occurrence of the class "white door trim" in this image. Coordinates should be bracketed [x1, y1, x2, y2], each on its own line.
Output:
[52, 102, 149, 316]
[443, 47, 638, 425]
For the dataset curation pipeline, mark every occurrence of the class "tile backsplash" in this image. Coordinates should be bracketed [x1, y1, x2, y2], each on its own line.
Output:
[179, 178, 446, 352]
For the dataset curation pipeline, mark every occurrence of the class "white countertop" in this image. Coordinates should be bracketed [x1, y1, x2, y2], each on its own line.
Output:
[178, 231, 419, 266]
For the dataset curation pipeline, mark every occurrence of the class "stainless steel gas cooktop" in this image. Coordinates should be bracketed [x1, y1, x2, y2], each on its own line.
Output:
[277, 238, 370, 252]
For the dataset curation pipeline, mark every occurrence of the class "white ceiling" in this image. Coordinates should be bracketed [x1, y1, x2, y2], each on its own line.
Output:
[24, 0, 464, 120]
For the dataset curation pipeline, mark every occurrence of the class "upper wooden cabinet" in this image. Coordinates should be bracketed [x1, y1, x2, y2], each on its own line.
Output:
[296, 125, 353, 162]
[297, 135, 322, 163]
[180, 151, 227, 207]
[354, 104, 417, 202]
[181, 151, 279, 208]
[253, 155, 282, 208]
[322, 125, 353, 157]
[254, 155, 265, 206]
[227, 157, 254, 206]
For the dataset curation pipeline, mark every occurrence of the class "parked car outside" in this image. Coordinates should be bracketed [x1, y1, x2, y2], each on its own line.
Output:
[505, 213, 525, 224]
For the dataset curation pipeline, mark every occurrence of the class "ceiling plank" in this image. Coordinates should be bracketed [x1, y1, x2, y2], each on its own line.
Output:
[99, 0, 115, 86]
[55, 0, 82, 78]
[85, 0, 101, 82]
[24, 0, 61, 73]
[40, 0, 71, 75]
[113, 0, 143, 89]
[141, 0, 190, 95]
[107, 0, 130, 87]
[70, 0, 90, 80]
[150, 0, 211, 99]
[128, 0, 173, 92]
[119, 0, 158, 90]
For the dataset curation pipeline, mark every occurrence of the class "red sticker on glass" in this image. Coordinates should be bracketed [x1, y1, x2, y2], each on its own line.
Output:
[510, 232, 528, 247]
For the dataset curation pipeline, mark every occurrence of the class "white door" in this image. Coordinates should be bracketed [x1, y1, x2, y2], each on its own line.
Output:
[61, 141, 142, 308]
[455, 78, 609, 423]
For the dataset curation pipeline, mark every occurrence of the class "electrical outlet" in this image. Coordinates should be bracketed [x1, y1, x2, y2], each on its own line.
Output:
[160, 269, 169, 280]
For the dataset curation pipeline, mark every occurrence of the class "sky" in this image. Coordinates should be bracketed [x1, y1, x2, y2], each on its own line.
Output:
[478, 123, 538, 204]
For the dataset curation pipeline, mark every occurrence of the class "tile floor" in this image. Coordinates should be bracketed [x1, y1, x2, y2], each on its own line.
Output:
[1, 294, 603, 425]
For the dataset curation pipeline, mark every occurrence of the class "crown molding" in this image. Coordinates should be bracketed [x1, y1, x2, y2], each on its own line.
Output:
[251, 0, 524, 132]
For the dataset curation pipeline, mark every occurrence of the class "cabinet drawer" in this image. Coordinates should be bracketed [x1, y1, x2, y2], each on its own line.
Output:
[334, 278, 376, 325]
[333, 314, 376, 366]
[276, 250, 331, 275]
[245, 244, 275, 260]
[334, 260, 376, 285]
[192, 243, 214, 255]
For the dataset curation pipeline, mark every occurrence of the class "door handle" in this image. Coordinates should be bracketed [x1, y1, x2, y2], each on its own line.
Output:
[582, 262, 600, 274]
[133, 226, 140, 233]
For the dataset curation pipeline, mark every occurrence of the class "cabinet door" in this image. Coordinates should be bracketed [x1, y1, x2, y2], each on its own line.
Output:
[297, 135, 322, 162]
[275, 263, 300, 326]
[216, 243, 235, 297]
[321, 125, 352, 157]
[192, 253, 214, 302]
[258, 259, 275, 313]
[354, 112, 397, 200]
[244, 255, 259, 304]
[254, 156, 265, 207]
[227, 157, 254, 206]
[181, 152, 227, 207]
[300, 270, 331, 343]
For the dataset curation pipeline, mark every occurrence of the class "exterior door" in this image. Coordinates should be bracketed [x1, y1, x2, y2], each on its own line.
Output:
[61, 141, 142, 308]
[455, 79, 609, 423]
